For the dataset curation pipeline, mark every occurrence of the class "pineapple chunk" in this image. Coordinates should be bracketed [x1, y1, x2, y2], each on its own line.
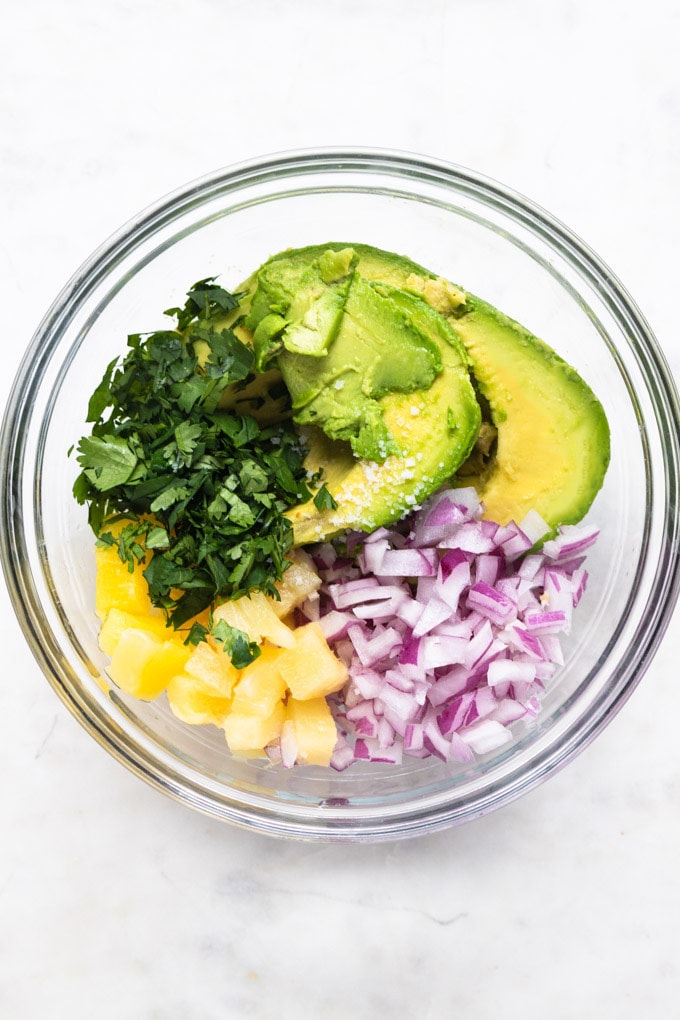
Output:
[271, 550, 321, 619]
[166, 674, 231, 727]
[286, 697, 338, 766]
[184, 641, 240, 698]
[95, 542, 153, 619]
[108, 629, 190, 700]
[98, 607, 169, 656]
[276, 622, 348, 700]
[230, 645, 287, 717]
[223, 700, 285, 753]
[213, 592, 296, 648]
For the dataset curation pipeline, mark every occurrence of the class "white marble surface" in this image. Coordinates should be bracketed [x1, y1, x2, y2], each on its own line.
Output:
[2, 1, 680, 1016]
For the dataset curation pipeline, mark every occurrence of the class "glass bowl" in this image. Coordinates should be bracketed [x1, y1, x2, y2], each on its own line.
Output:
[2, 149, 679, 842]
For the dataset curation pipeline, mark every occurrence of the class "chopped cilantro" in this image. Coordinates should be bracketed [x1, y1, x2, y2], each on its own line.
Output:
[72, 277, 314, 658]
[211, 619, 261, 669]
[313, 483, 339, 512]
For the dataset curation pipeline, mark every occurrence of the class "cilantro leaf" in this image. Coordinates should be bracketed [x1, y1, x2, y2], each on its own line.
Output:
[313, 483, 339, 511]
[183, 622, 210, 647]
[174, 421, 203, 457]
[166, 278, 240, 332]
[150, 485, 191, 513]
[211, 619, 261, 669]
[76, 435, 138, 491]
[146, 526, 170, 550]
[86, 357, 118, 422]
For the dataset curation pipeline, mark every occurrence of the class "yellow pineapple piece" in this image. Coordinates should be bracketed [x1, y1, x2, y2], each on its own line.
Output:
[213, 592, 296, 648]
[98, 607, 169, 656]
[230, 645, 287, 717]
[95, 542, 153, 619]
[286, 697, 338, 766]
[166, 674, 232, 727]
[184, 640, 240, 698]
[223, 700, 285, 754]
[108, 628, 190, 700]
[276, 622, 348, 700]
[271, 550, 321, 619]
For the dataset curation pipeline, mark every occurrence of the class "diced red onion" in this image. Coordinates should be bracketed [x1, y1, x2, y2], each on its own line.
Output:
[422, 718, 452, 762]
[328, 577, 385, 608]
[518, 554, 545, 581]
[435, 549, 471, 612]
[280, 485, 598, 770]
[358, 538, 389, 574]
[542, 524, 600, 561]
[474, 552, 503, 587]
[394, 596, 425, 628]
[379, 547, 439, 577]
[448, 730, 476, 763]
[280, 720, 298, 769]
[487, 658, 537, 687]
[489, 698, 532, 725]
[420, 633, 469, 670]
[524, 610, 568, 634]
[427, 666, 485, 706]
[443, 521, 497, 554]
[412, 596, 457, 638]
[518, 509, 551, 545]
[330, 734, 356, 771]
[570, 567, 589, 607]
[384, 668, 416, 693]
[403, 722, 424, 752]
[316, 609, 355, 641]
[459, 718, 513, 755]
[466, 581, 518, 627]
[496, 524, 533, 560]
[354, 737, 403, 764]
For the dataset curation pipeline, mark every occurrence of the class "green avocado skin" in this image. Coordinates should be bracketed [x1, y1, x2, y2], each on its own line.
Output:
[242, 241, 610, 536]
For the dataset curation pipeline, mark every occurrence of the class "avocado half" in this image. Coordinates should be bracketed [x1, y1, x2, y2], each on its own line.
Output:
[233, 242, 610, 542]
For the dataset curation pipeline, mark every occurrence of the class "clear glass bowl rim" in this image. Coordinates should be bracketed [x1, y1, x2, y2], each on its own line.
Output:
[2, 147, 680, 841]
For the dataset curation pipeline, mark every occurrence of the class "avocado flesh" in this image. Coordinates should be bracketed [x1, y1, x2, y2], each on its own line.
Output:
[286, 285, 481, 544]
[449, 299, 610, 526]
[238, 247, 481, 544]
[266, 243, 610, 531]
[278, 273, 445, 461]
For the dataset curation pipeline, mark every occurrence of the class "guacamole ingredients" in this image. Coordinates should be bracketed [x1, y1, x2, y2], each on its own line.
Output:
[293, 486, 597, 768]
[75, 241, 610, 770]
[73, 279, 315, 638]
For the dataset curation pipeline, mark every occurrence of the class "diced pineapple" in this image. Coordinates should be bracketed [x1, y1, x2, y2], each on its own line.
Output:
[108, 629, 190, 700]
[276, 622, 348, 700]
[230, 645, 287, 717]
[271, 550, 322, 619]
[166, 674, 232, 727]
[184, 641, 240, 697]
[98, 607, 170, 656]
[223, 700, 285, 753]
[286, 696, 338, 766]
[95, 542, 153, 619]
[213, 592, 296, 648]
